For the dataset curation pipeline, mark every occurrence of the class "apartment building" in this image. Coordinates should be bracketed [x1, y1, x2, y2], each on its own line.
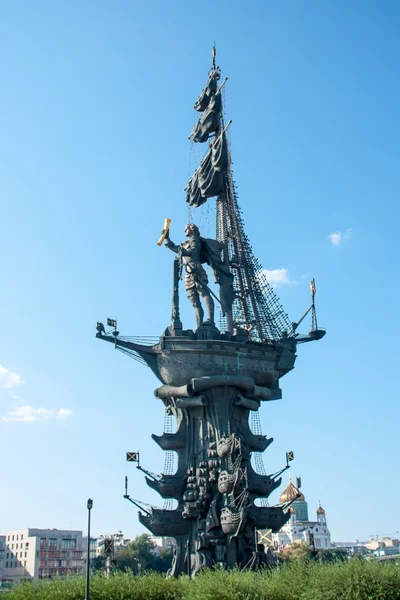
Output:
[0, 536, 5, 587]
[148, 536, 175, 555]
[1, 528, 86, 584]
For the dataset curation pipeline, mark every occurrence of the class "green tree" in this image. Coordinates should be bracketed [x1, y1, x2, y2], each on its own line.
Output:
[91, 551, 107, 572]
[277, 543, 348, 565]
[277, 542, 313, 563]
[154, 546, 174, 573]
[115, 534, 156, 573]
[316, 548, 348, 563]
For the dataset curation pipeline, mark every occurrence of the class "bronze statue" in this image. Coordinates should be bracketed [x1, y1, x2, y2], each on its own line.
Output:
[97, 49, 326, 577]
[165, 224, 215, 328]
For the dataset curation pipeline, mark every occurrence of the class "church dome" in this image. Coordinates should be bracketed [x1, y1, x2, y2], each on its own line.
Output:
[279, 480, 305, 503]
[317, 505, 325, 515]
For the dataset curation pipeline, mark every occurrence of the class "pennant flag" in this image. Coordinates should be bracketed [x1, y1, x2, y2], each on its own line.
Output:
[126, 452, 139, 462]
[286, 450, 294, 463]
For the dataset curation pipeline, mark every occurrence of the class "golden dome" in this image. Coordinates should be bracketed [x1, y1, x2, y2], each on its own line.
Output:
[317, 505, 325, 515]
[279, 481, 305, 503]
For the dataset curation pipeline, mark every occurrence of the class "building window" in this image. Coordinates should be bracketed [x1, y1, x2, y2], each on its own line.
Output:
[11, 544, 13, 550]
[17, 535, 19, 541]
[5, 562, 8, 568]
[25, 543, 29, 549]
[24, 560, 26, 567]
[21, 534, 24, 540]
[49, 538, 57, 549]
[40, 538, 47, 549]
[7, 553, 9, 559]
[62, 539, 76, 550]
[25, 552, 27, 558]
[12, 536, 14, 541]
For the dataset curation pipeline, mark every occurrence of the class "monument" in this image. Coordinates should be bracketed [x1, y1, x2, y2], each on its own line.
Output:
[96, 47, 325, 575]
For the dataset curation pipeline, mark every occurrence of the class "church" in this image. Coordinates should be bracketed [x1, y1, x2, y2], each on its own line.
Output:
[271, 478, 332, 551]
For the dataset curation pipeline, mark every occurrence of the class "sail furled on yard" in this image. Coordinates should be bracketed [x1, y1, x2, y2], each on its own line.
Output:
[190, 91, 222, 142]
[191, 69, 222, 143]
[194, 71, 219, 112]
[186, 133, 228, 208]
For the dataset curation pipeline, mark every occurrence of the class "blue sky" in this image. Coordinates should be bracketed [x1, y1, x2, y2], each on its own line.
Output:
[1, 0, 399, 543]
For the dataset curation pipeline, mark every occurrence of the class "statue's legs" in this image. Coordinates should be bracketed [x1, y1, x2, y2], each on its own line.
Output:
[189, 290, 204, 328]
[202, 293, 215, 324]
[194, 281, 214, 324]
[187, 283, 214, 328]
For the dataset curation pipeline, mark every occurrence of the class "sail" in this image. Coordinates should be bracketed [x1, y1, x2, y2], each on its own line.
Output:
[190, 91, 222, 143]
[186, 133, 228, 208]
[194, 72, 219, 112]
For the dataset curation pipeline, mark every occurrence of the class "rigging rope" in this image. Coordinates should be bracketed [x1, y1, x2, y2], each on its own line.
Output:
[116, 347, 148, 366]
[215, 83, 294, 341]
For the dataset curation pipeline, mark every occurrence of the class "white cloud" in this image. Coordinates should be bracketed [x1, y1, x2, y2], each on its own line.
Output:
[0, 364, 73, 423]
[0, 364, 23, 389]
[56, 408, 73, 419]
[328, 228, 352, 246]
[262, 268, 293, 287]
[2, 405, 73, 423]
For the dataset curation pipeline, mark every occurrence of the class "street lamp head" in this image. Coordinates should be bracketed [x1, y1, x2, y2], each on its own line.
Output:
[87, 498, 93, 510]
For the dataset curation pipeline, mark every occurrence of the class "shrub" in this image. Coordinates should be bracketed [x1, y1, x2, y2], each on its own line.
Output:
[6, 559, 400, 600]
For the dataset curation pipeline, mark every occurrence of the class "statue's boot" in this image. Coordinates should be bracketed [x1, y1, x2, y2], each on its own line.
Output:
[203, 295, 215, 324]
[194, 303, 204, 329]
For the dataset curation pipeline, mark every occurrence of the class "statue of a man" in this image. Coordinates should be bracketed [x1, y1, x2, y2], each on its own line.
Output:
[165, 223, 215, 328]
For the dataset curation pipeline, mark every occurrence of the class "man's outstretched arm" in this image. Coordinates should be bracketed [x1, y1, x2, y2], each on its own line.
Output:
[164, 231, 192, 256]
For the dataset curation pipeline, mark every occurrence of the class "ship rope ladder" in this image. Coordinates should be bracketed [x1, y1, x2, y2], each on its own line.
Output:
[250, 410, 269, 507]
[162, 409, 175, 510]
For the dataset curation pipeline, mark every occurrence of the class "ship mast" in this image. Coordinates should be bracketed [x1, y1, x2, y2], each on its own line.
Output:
[187, 46, 294, 343]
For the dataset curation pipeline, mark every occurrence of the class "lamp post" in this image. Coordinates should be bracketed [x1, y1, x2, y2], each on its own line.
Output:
[85, 499, 93, 600]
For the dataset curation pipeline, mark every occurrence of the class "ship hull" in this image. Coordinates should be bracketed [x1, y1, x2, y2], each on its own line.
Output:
[148, 336, 297, 388]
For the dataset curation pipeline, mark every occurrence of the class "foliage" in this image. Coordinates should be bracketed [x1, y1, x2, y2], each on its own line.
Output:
[91, 552, 107, 572]
[276, 542, 348, 565]
[115, 534, 156, 573]
[6, 558, 400, 600]
[277, 541, 312, 563]
[93, 534, 173, 575]
[316, 548, 348, 563]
